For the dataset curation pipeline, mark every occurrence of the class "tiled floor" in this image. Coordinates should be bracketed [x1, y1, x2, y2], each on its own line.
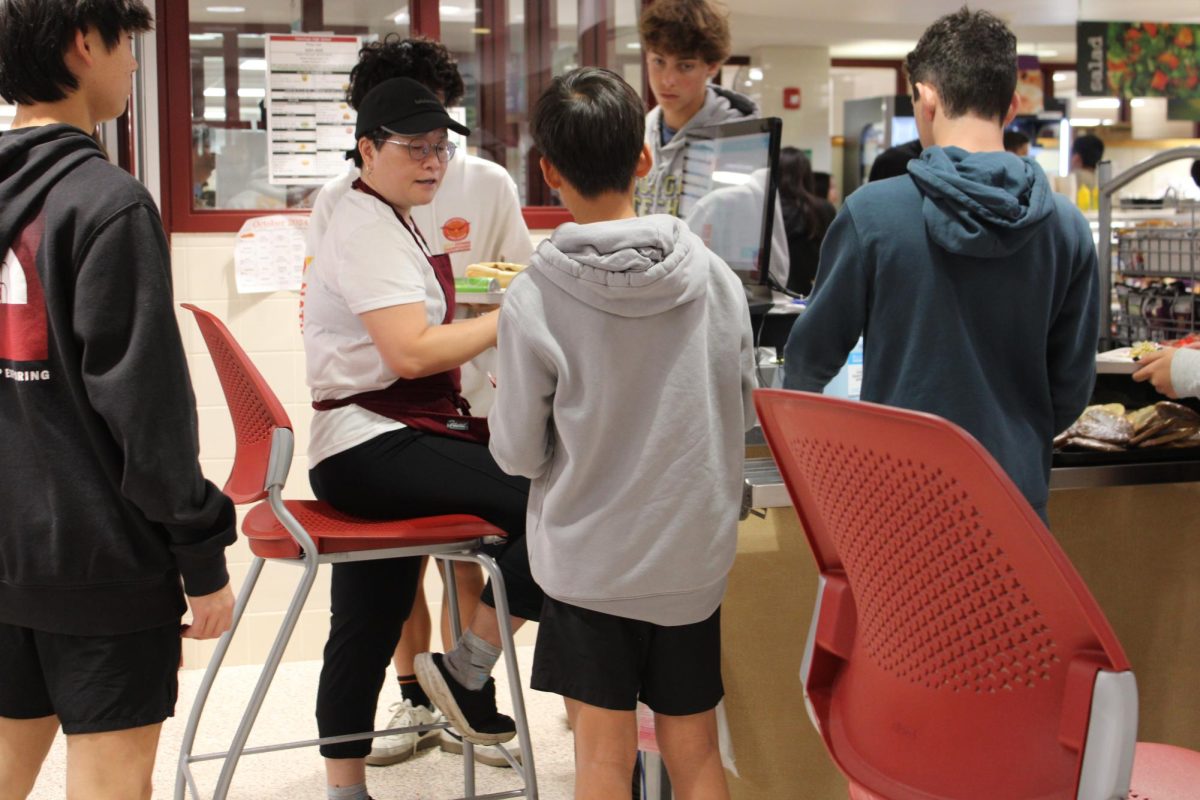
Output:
[27, 646, 576, 799]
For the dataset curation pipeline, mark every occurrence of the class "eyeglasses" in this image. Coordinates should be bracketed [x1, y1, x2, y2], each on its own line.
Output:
[380, 137, 457, 163]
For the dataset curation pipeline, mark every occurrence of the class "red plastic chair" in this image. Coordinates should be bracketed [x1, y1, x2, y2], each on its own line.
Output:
[174, 304, 537, 800]
[753, 389, 1200, 800]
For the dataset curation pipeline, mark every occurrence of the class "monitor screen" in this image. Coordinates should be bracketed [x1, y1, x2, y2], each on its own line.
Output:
[674, 117, 782, 286]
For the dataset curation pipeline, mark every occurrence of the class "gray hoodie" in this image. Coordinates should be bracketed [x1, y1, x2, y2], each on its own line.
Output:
[637, 86, 790, 286]
[489, 215, 756, 626]
[637, 86, 756, 217]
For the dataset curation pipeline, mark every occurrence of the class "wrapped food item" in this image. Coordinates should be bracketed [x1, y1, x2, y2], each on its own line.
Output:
[1056, 401, 1200, 452]
[465, 262, 526, 289]
[1055, 404, 1133, 449]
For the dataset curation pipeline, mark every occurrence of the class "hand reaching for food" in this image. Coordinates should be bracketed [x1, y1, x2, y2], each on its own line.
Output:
[1133, 347, 1179, 398]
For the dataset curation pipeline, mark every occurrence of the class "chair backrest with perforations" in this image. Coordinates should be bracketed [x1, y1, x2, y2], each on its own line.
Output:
[183, 304, 292, 505]
[754, 389, 1130, 800]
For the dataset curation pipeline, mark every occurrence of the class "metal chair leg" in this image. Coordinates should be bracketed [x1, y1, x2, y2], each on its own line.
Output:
[441, 556, 478, 797]
[210, 555, 321, 799]
[472, 552, 539, 800]
[175, 557, 265, 800]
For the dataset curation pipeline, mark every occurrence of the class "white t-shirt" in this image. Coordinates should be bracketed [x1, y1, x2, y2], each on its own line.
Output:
[304, 188, 446, 466]
[305, 154, 534, 414]
[307, 154, 533, 277]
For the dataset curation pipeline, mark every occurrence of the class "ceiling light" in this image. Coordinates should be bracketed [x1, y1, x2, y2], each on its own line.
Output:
[189, 33, 221, 42]
[1039, 50, 1059, 58]
[1131, 98, 1147, 108]
[471, 27, 491, 35]
[205, 6, 245, 13]
[1052, 73, 1067, 82]
[392, 12, 409, 24]
[239, 58, 267, 71]
[626, 42, 641, 50]
[441, 4, 463, 12]
[1069, 117, 1102, 127]
[748, 68, 764, 81]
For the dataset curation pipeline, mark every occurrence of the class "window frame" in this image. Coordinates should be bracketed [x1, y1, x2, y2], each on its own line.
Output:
[158, 0, 649, 232]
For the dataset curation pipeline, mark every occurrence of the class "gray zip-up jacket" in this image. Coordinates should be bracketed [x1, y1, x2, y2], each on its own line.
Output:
[637, 86, 756, 218]
[637, 86, 790, 287]
[489, 215, 756, 626]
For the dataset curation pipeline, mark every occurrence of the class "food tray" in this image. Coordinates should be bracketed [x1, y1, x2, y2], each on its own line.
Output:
[1053, 445, 1200, 467]
[1096, 347, 1140, 374]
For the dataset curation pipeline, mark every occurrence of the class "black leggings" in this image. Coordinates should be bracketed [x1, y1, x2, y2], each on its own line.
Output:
[309, 427, 540, 758]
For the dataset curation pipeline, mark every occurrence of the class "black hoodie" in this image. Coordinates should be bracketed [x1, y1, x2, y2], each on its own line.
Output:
[0, 124, 234, 636]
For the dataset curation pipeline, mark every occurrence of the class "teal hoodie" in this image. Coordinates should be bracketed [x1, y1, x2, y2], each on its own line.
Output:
[783, 146, 1098, 516]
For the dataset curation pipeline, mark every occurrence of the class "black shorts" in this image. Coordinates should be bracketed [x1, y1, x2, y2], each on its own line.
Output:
[0, 621, 181, 735]
[531, 597, 723, 716]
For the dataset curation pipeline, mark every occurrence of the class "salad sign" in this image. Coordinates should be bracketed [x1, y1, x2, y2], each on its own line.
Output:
[1077, 21, 1200, 98]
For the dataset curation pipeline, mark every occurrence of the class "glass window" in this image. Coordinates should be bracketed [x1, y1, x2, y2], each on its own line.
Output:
[187, 1, 411, 211]
[167, 0, 648, 229]
[429, 0, 642, 207]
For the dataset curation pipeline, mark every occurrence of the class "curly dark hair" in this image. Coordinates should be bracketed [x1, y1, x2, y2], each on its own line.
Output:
[346, 34, 464, 110]
[638, 0, 731, 64]
[905, 6, 1017, 124]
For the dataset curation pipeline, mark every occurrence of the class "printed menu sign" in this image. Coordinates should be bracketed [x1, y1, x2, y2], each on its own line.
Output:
[1078, 21, 1200, 98]
[266, 34, 360, 186]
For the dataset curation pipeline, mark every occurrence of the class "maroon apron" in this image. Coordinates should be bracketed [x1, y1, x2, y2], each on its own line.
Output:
[312, 179, 489, 444]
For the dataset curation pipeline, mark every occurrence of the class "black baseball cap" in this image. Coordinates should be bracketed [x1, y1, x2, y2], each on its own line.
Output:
[354, 77, 471, 140]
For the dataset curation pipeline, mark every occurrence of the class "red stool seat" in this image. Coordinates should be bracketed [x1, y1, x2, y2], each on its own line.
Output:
[243, 500, 505, 558]
[1129, 742, 1200, 799]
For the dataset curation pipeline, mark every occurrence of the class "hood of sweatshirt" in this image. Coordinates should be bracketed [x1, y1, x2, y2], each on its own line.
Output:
[528, 215, 710, 318]
[906, 145, 1056, 259]
[646, 85, 757, 155]
[0, 125, 105, 256]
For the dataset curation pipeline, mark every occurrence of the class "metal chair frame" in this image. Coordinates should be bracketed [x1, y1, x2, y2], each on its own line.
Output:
[174, 304, 537, 800]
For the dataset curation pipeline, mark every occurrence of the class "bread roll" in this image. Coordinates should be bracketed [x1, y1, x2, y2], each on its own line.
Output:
[465, 262, 526, 288]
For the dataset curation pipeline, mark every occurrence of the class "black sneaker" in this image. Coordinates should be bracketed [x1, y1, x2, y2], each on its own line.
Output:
[414, 652, 517, 746]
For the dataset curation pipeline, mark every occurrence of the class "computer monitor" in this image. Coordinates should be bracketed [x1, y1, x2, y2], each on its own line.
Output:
[676, 117, 782, 291]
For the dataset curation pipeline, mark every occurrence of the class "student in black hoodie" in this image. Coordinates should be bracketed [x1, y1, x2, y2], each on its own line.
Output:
[0, 2, 236, 798]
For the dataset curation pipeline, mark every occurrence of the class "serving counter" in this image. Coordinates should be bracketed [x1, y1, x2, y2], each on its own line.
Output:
[717, 440, 1200, 800]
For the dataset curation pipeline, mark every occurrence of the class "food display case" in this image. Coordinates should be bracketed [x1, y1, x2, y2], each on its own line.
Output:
[1097, 146, 1200, 347]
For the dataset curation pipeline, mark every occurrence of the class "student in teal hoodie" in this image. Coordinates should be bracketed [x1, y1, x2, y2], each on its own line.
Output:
[783, 8, 1098, 521]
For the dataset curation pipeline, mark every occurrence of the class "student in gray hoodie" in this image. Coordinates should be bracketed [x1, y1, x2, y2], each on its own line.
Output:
[635, 0, 789, 287]
[783, 8, 1099, 522]
[489, 67, 755, 800]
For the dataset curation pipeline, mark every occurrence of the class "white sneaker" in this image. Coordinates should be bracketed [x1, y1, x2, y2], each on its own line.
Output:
[366, 700, 441, 766]
[439, 728, 523, 768]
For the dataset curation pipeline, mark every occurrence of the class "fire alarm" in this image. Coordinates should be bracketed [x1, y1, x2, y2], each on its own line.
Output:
[783, 87, 802, 110]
